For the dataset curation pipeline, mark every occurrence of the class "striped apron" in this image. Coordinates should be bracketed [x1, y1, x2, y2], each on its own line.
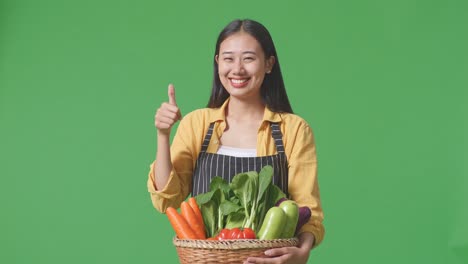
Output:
[191, 122, 289, 196]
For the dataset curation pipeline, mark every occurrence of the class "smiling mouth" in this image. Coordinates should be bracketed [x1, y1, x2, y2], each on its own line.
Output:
[231, 79, 248, 84]
[229, 78, 250, 88]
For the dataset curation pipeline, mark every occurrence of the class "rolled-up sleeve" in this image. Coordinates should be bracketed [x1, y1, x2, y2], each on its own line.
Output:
[147, 117, 196, 213]
[285, 120, 325, 248]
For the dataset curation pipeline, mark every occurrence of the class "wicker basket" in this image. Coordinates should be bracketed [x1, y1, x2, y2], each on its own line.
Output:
[173, 237, 299, 264]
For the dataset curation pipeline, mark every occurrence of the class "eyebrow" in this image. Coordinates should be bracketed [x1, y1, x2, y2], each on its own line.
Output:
[221, 51, 257, 55]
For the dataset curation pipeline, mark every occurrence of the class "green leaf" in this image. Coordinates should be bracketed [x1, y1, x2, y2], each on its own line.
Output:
[209, 176, 230, 193]
[229, 196, 240, 205]
[225, 212, 246, 229]
[230, 173, 251, 207]
[230, 173, 249, 190]
[195, 190, 215, 205]
[219, 200, 243, 216]
[258, 165, 273, 202]
[267, 184, 287, 206]
[200, 200, 217, 237]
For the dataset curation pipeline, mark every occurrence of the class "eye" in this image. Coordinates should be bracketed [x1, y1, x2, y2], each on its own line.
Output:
[223, 57, 233, 62]
[244, 57, 255, 61]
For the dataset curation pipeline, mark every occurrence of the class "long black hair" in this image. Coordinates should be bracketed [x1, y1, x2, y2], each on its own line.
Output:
[207, 19, 293, 114]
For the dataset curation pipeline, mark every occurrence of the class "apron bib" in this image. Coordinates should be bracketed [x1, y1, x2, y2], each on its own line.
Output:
[191, 122, 289, 196]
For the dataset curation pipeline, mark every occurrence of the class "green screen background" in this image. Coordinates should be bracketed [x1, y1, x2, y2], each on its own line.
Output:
[1, 0, 466, 263]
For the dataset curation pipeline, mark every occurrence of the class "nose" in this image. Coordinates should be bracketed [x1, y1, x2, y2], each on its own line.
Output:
[232, 59, 245, 75]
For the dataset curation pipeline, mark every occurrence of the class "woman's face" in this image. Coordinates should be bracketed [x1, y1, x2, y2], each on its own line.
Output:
[216, 32, 274, 101]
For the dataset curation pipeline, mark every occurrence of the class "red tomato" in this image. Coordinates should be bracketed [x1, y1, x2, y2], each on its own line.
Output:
[229, 228, 242, 239]
[217, 228, 257, 240]
[241, 228, 256, 239]
[218, 229, 230, 240]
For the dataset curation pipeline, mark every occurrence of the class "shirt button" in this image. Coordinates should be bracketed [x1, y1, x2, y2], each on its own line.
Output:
[213, 140, 218, 144]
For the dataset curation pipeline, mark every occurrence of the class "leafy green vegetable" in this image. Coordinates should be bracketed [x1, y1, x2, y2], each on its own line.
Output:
[194, 165, 286, 237]
[224, 212, 245, 229]
[220, 200, 242, 216]
[258, 166, 273, 200]
[210, 176, 230, 194]
[200, 200, 217, 237]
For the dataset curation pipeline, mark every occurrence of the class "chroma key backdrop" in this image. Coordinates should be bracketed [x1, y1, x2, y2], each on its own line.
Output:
[1, 0, 466, 263]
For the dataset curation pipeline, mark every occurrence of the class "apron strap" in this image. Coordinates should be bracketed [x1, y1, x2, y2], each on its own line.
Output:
[270, 122, 285, 153]
[200, 122, 215, 153]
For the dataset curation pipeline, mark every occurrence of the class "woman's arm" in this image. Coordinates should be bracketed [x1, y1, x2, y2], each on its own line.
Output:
[153, 84, 181, 190]
[286, 119, 325, 247]
[147, 121, 195, 212]
[154, 132, 173, 190]
[149, 84, 197, 212]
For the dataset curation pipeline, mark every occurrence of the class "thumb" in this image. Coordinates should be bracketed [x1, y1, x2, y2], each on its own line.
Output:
[168, 83, 177, 105]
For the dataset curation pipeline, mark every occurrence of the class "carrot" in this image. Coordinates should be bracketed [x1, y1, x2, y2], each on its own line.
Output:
[188, 197, 204, 227]
[165, 207, 198, 239]
[181, 201, 206, 239]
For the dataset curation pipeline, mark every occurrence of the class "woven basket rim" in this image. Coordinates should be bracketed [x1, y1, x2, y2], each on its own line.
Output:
[173, 237, 299, 250]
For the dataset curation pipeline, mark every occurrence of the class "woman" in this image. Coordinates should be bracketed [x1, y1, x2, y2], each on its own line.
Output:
[148, 19, 324, 264]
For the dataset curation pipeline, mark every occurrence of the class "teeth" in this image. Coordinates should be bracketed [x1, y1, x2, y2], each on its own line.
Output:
[231, 79, 248, 84]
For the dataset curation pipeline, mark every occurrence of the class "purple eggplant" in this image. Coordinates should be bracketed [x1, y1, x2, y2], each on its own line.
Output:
[295, 206, 311, 235]
[275, 198, 312, 235]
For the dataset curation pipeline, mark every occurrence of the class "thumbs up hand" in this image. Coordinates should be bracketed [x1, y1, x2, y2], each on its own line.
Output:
[155, 84, 182, 135]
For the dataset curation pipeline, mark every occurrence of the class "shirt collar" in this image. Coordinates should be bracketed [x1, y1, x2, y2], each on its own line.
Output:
[209, 97, 283, 123]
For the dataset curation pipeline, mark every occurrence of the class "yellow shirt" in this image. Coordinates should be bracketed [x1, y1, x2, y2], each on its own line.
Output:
[147, 98, 325, 246]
